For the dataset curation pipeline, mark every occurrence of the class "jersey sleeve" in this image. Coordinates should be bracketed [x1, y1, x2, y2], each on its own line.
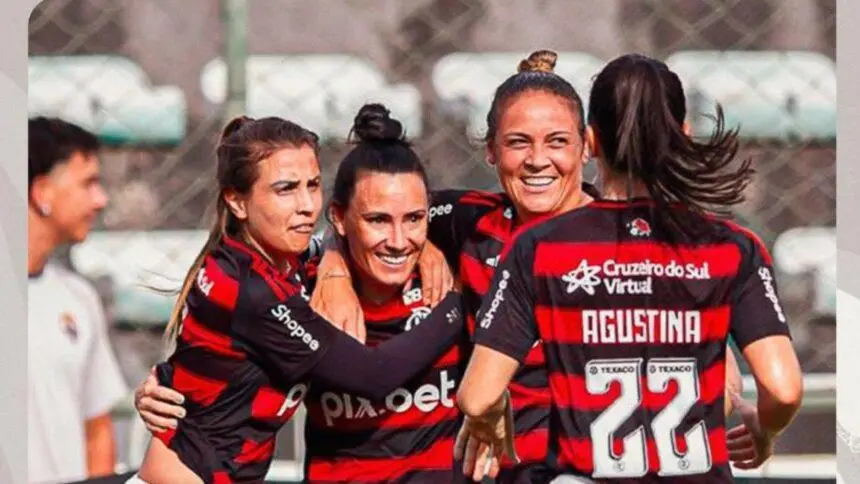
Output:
[471, 231, 539, 363]
[233, 277, 466, 401]
[428, 189, 494, 268]
[729, 234, 793, 350]
[308, 293, 465, 400]
[232, 283, 336, 383]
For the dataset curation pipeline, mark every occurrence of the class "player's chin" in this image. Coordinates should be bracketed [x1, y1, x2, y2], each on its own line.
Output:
[68, 224, 94, 243]
[284, 233, 313, 254]
[517, 193, 562, 218]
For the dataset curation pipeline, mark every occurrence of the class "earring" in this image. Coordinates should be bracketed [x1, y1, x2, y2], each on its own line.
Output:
[39, 204, 51, 217]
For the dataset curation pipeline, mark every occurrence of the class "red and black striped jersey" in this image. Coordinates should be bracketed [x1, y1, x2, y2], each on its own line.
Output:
[153, 236, 466, 484]
[303, 271, 468, 483]
[428, 187, 598, 482]
[473, 199, 793, 483]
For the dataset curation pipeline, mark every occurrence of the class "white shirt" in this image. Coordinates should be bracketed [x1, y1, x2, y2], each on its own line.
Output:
[28, 264, 128, 484]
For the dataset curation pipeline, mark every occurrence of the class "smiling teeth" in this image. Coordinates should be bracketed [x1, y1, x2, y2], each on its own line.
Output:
[522, 177, 554, 187]
[379, 254, 408, 265]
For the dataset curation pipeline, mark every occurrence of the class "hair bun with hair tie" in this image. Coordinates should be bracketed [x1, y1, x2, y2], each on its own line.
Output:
[352, 103, 404, 143]
[517, 49, 558, 74]
[219, 115, 253, 143]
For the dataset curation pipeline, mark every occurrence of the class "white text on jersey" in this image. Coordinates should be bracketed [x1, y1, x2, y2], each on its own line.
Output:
[270, 304, 321, 351]
[582, 309, 702, 344]
[319, 370, 456, 426]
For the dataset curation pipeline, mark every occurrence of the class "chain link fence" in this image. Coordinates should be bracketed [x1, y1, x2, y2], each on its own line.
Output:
[28, 0, 836, 479]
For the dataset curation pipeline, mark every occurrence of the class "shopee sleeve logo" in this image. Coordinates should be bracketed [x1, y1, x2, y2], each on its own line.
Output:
[757, 266, 787, 323]
[270, 303, 321, 351]
[479, 270, 511, 329]
[428, 203, 453, 221]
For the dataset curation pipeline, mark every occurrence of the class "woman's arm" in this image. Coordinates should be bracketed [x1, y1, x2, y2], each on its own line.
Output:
[233, 283, 467, 401]
[454, 233, 538, 481]
[458, 345, 520, 418]
[728, 237, 803, 461]
[308, 229, 366, 342]
[724, 347, 743, 417]
[307, 293, 464, 399]
[741, 336, 802, 436]
[457, 231, 539, 414]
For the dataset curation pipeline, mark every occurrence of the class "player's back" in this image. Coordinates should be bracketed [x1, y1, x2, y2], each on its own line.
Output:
[525, 199, 757, 483]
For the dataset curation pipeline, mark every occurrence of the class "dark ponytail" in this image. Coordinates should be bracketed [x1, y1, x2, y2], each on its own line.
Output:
[328, 103, 428, 220]
[588, 53, 754, 235]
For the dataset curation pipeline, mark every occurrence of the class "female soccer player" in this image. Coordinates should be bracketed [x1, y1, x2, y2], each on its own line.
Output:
[299, 104, 468, 483]
[138, 104, 467, 484]
[133, 115, 467, 484]
[312, 50, 752, 483]
[312, 50, 598, 483]
[137, 50, 758, 483]
[454, 53, 803, 483]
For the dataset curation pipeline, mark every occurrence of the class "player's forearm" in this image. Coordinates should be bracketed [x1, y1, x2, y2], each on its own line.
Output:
[457, 345, 519, 418]
[757, 389, 802, 437]
[724, 347, 743, 417]
[743, 336, 803, 436]
[85, 414, 117, 477]
[310, 293, 464, 400]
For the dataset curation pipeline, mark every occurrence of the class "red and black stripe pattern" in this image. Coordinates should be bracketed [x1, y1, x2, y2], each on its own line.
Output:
[452, 192, 554, 476]
[430, 187, 596, 482]
[154, 236, 318, 484]
[303, 272, 467, 484]
[474, 200, 792, 483]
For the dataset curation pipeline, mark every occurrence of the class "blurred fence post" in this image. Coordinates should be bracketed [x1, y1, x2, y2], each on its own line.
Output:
[221, 0, 248, 123]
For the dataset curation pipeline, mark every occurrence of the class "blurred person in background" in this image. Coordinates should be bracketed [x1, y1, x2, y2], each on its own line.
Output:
[454, 53, 803, 483]
[28, 116, 128, 483]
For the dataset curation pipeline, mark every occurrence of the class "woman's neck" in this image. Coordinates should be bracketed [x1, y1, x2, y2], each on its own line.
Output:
[600, 173, 651, 201]
[516, 186, 593, 226]
[241, 231, 294, 272]
[354, 273, 400, 306]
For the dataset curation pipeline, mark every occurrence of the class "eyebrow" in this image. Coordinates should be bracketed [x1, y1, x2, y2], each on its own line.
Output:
[360, 208, 427, 217]
[504, 129, 573, 135]
[502, 131, 531, 138]
[270, 179, 299, 189]
[360, 211, 391, 218]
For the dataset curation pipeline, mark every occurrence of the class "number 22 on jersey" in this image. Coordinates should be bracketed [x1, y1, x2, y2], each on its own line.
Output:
[586, 358, 712, 478]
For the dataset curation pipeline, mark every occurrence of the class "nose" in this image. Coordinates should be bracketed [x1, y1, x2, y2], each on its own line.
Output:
[386, 222, 408, 253]
[524, 143, 552, 172]
[295, 187, 315, 216]
[93, 184, 109, 210]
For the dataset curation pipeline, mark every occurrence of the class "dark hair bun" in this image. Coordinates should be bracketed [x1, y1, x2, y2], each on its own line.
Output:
[352, 103, 404, 143]
[518, 49, 558, 74]
[220, 115, 253, 143]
